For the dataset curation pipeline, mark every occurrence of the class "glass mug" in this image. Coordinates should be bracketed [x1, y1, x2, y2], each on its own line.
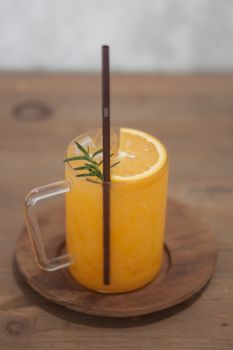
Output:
[25, 129, 168, 293]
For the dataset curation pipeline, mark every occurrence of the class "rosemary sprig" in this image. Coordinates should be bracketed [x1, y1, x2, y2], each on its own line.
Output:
[64, 142, 120, 181]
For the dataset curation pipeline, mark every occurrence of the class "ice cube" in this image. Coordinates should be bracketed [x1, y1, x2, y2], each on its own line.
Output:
[74, 128, 120, 158]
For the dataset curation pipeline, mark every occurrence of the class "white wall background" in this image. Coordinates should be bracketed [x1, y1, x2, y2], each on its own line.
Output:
[0, 0, 233, 72]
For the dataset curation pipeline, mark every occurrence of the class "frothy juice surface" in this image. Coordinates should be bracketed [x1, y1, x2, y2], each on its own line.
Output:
[65, 128, 168, 292]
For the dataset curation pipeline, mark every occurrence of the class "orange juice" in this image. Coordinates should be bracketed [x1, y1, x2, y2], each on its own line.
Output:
[65, 128, 168, 292]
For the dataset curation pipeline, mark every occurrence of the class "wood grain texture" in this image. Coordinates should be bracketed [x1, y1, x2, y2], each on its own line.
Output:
[0, 74, 232, 349]
[16, 199, 217, 317]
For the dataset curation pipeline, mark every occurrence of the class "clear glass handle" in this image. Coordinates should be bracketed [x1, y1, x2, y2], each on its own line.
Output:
[24, 180, 72, 271]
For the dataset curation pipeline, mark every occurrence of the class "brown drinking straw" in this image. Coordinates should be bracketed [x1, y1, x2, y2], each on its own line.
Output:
[102, 45, 111, 285]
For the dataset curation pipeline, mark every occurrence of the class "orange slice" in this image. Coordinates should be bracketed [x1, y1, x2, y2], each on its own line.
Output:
[111, 128, 167, 182]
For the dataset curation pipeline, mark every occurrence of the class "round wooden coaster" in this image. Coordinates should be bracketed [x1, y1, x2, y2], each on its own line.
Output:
[16, 199, 217, 318]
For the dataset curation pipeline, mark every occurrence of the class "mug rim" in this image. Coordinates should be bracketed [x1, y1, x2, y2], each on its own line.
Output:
[65, 127, 168, 187]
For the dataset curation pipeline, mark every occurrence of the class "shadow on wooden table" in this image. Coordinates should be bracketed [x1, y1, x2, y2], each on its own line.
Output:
[12, 257, 208, 329]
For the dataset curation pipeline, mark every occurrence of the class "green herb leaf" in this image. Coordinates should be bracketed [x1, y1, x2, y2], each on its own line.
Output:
[74, 141, 89, 156]
[73, 165, 88, 171]
[92, 148, 103, 159]
[64, 155, 88, 163]
[64, 141, 120, 182]
[76, 173, 95, 177]
[111, 161, 121, 168]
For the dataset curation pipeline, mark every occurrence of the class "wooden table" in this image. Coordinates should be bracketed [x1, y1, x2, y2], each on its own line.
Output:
[0, 74, 232, 349]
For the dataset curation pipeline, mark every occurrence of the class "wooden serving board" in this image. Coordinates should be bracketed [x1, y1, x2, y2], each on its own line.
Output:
[16, 199, 217, 318]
